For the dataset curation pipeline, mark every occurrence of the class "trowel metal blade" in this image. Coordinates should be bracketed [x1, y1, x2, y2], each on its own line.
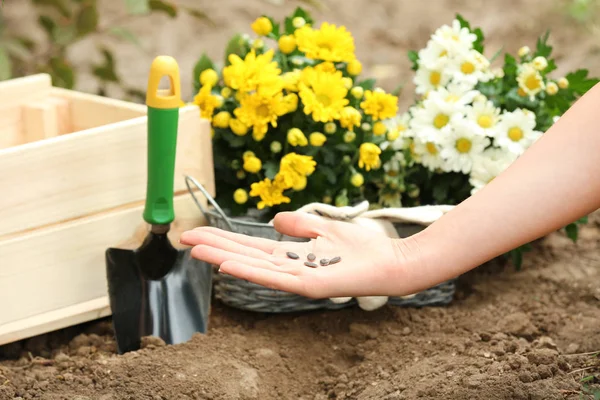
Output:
[105, 247, 213, 354]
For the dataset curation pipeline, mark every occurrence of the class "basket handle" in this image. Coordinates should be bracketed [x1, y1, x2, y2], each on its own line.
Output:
[184, 175, 235, 232]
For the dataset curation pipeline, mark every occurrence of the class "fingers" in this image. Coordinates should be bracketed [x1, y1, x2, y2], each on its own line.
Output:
[181, 227, 278, 253]
[219, 260, 310, 294]
[272, 211, 332, 238]
[181, 230, 271, 260]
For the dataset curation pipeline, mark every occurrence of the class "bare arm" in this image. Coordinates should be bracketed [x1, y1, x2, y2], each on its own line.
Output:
[403, 82, 600, 293]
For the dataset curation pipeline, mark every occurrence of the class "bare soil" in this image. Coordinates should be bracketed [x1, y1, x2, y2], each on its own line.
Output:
[1, 214, 599, 399]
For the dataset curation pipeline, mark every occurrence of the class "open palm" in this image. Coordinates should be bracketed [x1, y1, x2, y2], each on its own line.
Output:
[180, 211, 414, 299]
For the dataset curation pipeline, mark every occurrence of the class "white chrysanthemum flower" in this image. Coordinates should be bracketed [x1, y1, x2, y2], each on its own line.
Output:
[414, 66, 452, 95]
[417, 40, 450, 70]
[516, 63, 545, 100]
[469, 148, 517, 194]
[412, 137, 445, 171]
[439, 118, 490, 174]
[426, 82, 480, 107]
[447, 48, 494, 88]
[431, 19, 477, 53]
[466, 99, 501, 136]
[493, 108, 543, 155]
[409, 94, 468, 141]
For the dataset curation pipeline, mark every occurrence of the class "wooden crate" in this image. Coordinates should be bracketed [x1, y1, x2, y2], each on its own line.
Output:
[0, 74, 215, 345]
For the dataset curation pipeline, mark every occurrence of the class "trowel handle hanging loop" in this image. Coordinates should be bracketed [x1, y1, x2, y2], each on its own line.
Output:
[185, 175, 235, 232]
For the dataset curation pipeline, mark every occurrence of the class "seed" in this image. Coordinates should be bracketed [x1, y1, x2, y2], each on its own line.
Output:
[304, 261, 318, 268]
[307, 253, 316, 261]
[286, 252, 299, 259]
[319, 259, 329, 266]
[329, 256, 341, 264]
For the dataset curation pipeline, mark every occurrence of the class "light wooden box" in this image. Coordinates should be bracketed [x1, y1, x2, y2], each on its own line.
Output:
[0, 74, 215, 345]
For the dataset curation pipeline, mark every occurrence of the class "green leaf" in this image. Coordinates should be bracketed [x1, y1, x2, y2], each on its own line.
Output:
[49, 56, 75, 88]
[183, 7, 214, 25]
[407, 50, 419, 71]
[263, 161, 279, 179]
[224, 33, 247, 66]
[357, 78, 376, 90]
[192, 52, 215, 90]
[455, 14, 470, 29]
[320, 166, 337, 185]
[123, 0, 150, 15]
[472, 27, 484, 53]
[32, 0, 72, 18]
[149, 0, 177, 17]
[38, 15, 56, 37]
[566, 69, 599, 94]
[108, 26, 143, 50]
[510, 247, 523, 270]
[0, 46, 12, 80]
[3, 39, 32, 60]
[489, 46, 503, 63]
[565, 223, 578, 242]
[76, 4, 99, 36]
[53, 25, 77, 45]
[535, 31, 553, 58]
[91, 49, 119, 83]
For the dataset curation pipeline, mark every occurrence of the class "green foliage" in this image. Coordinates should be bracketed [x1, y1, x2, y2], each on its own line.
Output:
[0, 0, 212, 101]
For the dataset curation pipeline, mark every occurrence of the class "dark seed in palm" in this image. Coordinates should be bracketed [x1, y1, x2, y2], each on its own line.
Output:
[320, 259, 329, 266]
[286, 252, 299, 259]
[329, 256, 341, 264]
[304, 261, 318, 268]
[307, 253, 316, 261]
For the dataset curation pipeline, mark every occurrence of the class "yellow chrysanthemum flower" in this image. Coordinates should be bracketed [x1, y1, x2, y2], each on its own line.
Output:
[284, 93, 299, 112]
[212, 111, 231, 129]
[234, 88, 289, 141]
[350, 173, 364, 187]
[282, 70, 301, 92]
[358, 142, 381, 171]
[223, 49, 282, 94]
[277, 152, 317, 189]
[278, 35, 296, 54]
[347, 60, 362, 76]
[372, 121, 387, 136]
[298, 67, 349, 123]
[230, 118, 249, 136]
[314, 61, 337, 74]
[287, 128, 308, 147]
[200, 68, 219, 87]
[350, 86, 364, 99]
[251, 16, 272, 36]
[309, 132, 327, 147]
[193, 85, 221, 121]
[221, 87, 232, 98]
[249, 178, 291, 209]
[324, 122, 337, 134]
[233, 189, 248, 204]
[294, 22, 356, 62]
[243, 155, 262, 173]
[339, 106, 362, 131]
[359, 90, 398, 121]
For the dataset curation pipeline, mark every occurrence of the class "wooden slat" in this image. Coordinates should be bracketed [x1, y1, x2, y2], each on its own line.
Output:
[22, 100, 59, 142]
[49, 87, 146, 131]
[0, 192, 209, 333]
[0, 104, 214, 238]
[0, 74, 52, 108]
[0, 297, 111, 346]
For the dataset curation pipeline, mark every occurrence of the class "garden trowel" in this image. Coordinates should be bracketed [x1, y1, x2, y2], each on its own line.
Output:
[105, 56, 212, 354]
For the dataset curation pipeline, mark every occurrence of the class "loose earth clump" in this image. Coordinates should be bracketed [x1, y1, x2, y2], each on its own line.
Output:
[1, 217, 599, 399]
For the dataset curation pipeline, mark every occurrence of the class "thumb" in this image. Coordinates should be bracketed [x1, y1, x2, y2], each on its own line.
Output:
[272, 211, 332, 238]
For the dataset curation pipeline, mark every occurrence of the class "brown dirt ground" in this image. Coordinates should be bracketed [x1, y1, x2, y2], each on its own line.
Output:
[0, 212, 599, 399]
[2, 0, 600, 399]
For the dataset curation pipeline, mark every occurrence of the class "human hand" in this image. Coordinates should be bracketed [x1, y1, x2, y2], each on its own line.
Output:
[179, 211, 420, 299]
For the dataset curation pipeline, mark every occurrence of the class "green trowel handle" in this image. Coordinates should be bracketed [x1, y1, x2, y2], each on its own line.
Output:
[142, 56, 182, 226]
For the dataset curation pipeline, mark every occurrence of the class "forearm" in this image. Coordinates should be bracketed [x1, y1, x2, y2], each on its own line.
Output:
[404, 82, 600, 292]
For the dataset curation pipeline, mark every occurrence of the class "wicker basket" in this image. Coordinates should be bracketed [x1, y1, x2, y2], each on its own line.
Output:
[185, 175, 456, 313]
